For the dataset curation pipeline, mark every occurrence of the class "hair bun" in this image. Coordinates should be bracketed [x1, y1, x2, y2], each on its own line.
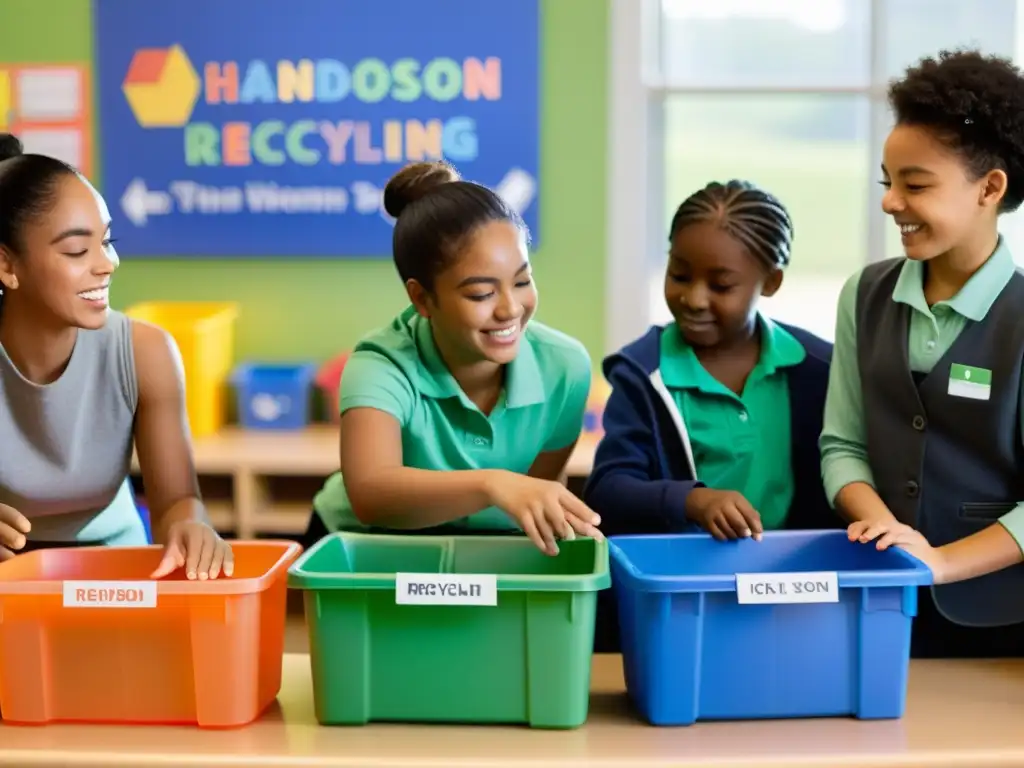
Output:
[383, 161, 460, 219]
[0, 133, 24, 163]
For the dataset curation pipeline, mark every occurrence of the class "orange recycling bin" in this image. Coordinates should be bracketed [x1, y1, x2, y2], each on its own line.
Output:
[0, 540, 301, 728]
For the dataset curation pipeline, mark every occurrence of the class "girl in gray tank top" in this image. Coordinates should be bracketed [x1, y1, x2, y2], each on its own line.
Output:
[0, 132, 232, 580]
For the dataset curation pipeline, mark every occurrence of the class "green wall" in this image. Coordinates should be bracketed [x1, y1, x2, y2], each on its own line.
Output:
[0, 0, 607, 363]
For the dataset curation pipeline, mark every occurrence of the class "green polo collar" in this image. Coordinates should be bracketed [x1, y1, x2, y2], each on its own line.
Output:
[892, 236, 1016, 322]
[408, 306, 545, 409]
[660, 314, 806, 392]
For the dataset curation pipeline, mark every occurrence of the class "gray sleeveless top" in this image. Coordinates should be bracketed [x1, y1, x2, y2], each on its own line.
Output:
[0, 310, 147, 545]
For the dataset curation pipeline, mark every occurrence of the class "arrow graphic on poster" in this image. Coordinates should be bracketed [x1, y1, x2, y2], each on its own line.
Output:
[495, 168, 536, 215]
[379, 168, 537, 227]
[121, 178, 172, 227]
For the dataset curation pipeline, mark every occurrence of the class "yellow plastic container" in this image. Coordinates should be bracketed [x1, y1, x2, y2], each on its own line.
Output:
[126, 302, 238, 438]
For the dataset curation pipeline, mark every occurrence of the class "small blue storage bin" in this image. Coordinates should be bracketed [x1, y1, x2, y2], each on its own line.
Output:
[233, 362, 317, 431]
[609, 530, 932, 726]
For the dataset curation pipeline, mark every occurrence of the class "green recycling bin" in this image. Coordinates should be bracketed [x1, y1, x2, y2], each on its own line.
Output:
[287, 531, 610, 728]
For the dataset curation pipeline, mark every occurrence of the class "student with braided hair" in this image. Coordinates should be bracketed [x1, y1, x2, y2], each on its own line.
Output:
[584, 180, 837, 540]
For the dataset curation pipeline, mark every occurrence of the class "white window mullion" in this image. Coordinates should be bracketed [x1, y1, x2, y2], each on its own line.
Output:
[607, 0, 660, 354]
[866, 0, 889, 264]
[1002, 0, 1024, 262]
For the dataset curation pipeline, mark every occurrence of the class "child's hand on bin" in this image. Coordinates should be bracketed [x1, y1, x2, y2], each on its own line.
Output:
[847, 519, 948, 581]
[0, 503, 30, 560]
[151, 520, 234, 580]
[685, 488, 764, 542]
[848, 518, 918, 550]
[483, 471, 603, 556]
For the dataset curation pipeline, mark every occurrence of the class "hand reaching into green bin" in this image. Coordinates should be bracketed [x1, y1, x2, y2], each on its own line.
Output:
[483, 470, 603, 555]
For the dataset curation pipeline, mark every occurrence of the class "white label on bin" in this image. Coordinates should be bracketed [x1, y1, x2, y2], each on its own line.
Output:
[395, 573, 497, 606]
[62, 581, 157, 608]
[735, 571, 839, 605]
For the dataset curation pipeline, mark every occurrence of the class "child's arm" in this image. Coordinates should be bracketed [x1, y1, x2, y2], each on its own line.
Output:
[877, 515, 1024, 584]
[131, 320, 232, 579]
[819, 273, 899, 528]
[341, 407, 599, 550]
[938, 523, 1024, 582]
[340, 407, 496, 526]
[837, 483, 899, 528]
[583, 371, 700, 534]
[337, 351, 492, 527]
[338, 352, 600, 551]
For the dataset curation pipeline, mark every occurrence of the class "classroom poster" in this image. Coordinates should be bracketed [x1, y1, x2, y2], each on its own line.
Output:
[93, 0, 541, 258]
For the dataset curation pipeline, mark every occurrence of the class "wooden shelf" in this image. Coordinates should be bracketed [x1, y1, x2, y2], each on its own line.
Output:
[132, 426, 599, 539]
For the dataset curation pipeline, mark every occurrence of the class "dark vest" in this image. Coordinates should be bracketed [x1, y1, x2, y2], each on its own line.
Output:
[856, 258, 1024, 627]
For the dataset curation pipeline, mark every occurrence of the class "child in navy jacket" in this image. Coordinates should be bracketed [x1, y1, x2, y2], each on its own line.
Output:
[584, 180, 841, 650]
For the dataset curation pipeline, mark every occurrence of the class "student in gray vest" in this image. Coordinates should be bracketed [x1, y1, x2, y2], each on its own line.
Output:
[820, 50, 1024, 658]
[0, 133, 232, 580]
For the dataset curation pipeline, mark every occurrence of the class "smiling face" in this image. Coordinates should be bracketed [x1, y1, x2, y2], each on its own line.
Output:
[0, 173, 119, 330]
[664, 221, 781, 349]
[881, 123, 1006, 262]
[408, 220, 537, 367]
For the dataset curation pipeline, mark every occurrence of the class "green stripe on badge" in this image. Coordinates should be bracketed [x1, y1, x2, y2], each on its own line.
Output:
[950, 364, 992, 386]
[948, 363, 992, 401]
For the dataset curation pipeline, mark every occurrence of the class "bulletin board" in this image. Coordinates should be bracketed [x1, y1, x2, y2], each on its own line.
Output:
[0, 63, 92, 179]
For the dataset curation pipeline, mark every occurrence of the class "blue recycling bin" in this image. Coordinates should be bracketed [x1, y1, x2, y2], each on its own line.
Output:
[609, 529, 932, 725]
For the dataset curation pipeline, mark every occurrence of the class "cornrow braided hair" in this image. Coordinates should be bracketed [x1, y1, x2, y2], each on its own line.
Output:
[669, 180, 794, 270]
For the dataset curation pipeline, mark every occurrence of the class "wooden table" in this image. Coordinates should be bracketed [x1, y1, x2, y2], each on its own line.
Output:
[132, 427, 600, 538]
[3, 653, 1024, 767]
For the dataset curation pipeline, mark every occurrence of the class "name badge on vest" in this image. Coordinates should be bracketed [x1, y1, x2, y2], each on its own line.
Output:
[948, 363, 992, 401]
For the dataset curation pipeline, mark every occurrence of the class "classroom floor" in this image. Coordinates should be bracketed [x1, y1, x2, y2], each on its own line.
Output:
[285, 616, 309, 654]
[285, 589, 310, 653]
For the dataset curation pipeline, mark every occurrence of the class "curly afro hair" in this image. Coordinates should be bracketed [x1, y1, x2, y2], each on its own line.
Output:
[888, 49, 1024, 214]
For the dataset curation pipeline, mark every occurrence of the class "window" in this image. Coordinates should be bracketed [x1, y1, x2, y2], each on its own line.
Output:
[880, 0, 1017, 262]
[881, 0, 1015, 79]
[609, 0, 1022, 349]
[651, 94, 869, 337]
[659, 0, 871, 87]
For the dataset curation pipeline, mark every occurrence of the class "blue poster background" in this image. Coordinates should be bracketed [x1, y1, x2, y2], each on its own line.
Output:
[93, 0, 540, 258]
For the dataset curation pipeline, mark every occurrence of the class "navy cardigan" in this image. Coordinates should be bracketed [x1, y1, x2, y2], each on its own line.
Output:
[583, 322, 843, 650]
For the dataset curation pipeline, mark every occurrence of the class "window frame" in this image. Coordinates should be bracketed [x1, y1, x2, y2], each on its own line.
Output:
[605, 0, 911, 354]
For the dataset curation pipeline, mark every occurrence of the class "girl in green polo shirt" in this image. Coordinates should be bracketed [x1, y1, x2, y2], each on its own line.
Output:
[303, 161, 602, 556]
[821, 49, 1024, 657]
[585, 180, 836, 540]
[583, 180, 838, 652]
